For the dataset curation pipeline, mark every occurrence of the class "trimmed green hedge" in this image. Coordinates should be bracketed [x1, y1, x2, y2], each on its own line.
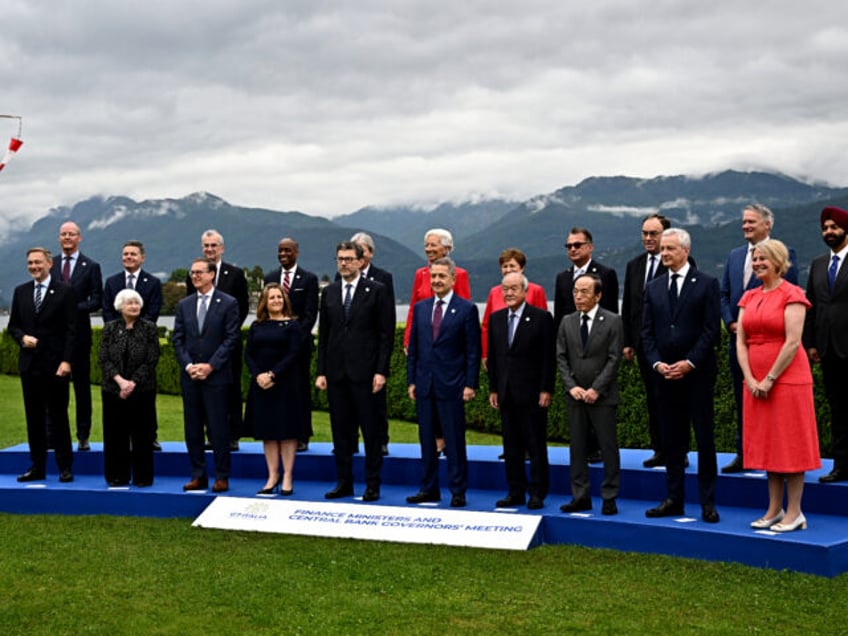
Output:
[0, 326, 832, 455]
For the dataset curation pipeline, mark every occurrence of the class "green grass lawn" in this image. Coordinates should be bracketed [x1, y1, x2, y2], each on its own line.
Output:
[1, 374, 847, 634]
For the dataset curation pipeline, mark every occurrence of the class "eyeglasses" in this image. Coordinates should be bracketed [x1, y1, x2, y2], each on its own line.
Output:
[564, 242, 587, 250]
[336, 256, 358, 263]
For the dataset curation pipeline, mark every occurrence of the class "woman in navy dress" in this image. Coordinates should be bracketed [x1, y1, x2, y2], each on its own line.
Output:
[244, 283, 306, 495]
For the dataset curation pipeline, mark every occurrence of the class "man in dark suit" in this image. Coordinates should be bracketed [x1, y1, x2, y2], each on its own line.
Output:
[487, 272, 555, 510]
[185, 230, 249, 450]
[51, 221, 102, 451]
[804, 206, 848, 483]
[315, 241, 395, 501]
[720, 204, 799, 473]
[642, 228, 721, 523]
[8, 248, 77, 482]
[557, 274, 624, 515]
[406, 257, 481, 508]
[173, 257, 241, 493]
[102, 240, 162, 323]
[264, 237, 319, 451]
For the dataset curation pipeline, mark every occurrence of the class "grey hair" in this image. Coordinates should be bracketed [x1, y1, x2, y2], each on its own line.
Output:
[114, 288, 144, 312]
[502, 272, 529, 291]
[662, 227, 691, 249]
[743, 203, 774, 229]
[430, 256, 456, 276]
[350, 232, 375, 253]
[201, 229, 224, 246]
[425, 228, 454, 252]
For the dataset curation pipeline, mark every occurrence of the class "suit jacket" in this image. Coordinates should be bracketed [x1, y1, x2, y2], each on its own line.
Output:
[554, 259, 619, 329]
[316, 278, 394, 383]
[264, 265, 319, 333]
[641, 269, 720, 375]
[50, 252, 102, 346]
[187, 260, 249, 324]
[487, 304, 556, 405]
[720, 242, 798, 328]
[481, 282, 548, 359]
[403, 265, 471, 348]
[335, 263, 396, 307]
[407, 294, 481, 400]
[98, 318, 160, 394]
[556, 307, 623, 406]
[172, 289, 241, 386]
[8, 278, 77, 374]
[102, 269, 163, 323]
[804, 251, 848, 359]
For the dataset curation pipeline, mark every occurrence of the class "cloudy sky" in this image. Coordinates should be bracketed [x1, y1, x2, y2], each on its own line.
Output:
[1, 1, 846, 233]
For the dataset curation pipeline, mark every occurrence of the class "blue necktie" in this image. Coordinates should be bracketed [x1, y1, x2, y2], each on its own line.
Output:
[343, 283, 353, 318]
[34, 283, 44, 313]
[645, 255, 656, 287]
[197, 295, 208, 332]
[127, 273, 135, 290]
[508, 312, 517, 346]
[828, 255, 840, 291]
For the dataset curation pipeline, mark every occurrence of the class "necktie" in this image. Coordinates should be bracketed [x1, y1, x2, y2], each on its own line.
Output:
[283, 270, 291, 296]
[432, 299, 444, 340]
[669, 273, 680, 311]
[343, 283, 353, 318]
[127, 273, 135, 290]
[62, 256, 71, 282]
[508, 312, 517, 346]
[829, 255, 840, 292]
[34, 283, 43, 313]
[743, 247, 755, 288]
[645, 255, 656, 287]
[197, 294, 208, 332]
[580, 314, 589, 347]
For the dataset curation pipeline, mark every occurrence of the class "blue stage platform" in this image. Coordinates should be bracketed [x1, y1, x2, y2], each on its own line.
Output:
[1, 442, 847, 577]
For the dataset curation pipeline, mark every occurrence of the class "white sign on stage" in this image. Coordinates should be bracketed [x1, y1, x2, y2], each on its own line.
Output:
[193, 498, 543, 551]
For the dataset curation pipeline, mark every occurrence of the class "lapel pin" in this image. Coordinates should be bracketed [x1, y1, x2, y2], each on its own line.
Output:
[365, 287, 371, 293]
[598, 315, 605, 322]
[524, 316, 530, 322]
[450, 308, 456, 314]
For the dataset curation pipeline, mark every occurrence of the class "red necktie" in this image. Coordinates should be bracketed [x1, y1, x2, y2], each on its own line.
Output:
[62, 256, 71, 282]
[283, 270, 291, 296]
[432, 300, 444, 340]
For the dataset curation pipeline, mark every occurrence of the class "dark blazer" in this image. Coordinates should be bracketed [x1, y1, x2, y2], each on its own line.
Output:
[265, 265, 319, 333]
[316, 278, 394, 383]
[50, 252, 102, 346]
[804, 251, 848, 359]
[407, 294, 481, 400]
[487, 304, 556, 405]
[641, 268, 720, 374]
[172, 289, 241, 386]
[8, 278, 77, 374]
[98, 318, 160, 394]
[335, 263, 395, 308]
[187, 261, 249, 325]
[720, 242, 798, 328]
[102, 269, 163, 323]
[554, 259, 619, 329]
[556, 307, 623, 406]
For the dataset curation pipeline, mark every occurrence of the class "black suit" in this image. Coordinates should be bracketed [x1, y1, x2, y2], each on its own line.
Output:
[317, 277, 394, 491]
[642, 267, 720, 507]
[102, 269, 163, 323]
[8, 277, 77, 475]
[554, 259, 619, 329]
[51, 252, 102, 442]
[487, 304, 555, 500]
[804, 251, 848, 470]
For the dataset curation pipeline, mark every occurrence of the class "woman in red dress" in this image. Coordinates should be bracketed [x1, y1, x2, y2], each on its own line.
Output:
[737, 240, 820, 532]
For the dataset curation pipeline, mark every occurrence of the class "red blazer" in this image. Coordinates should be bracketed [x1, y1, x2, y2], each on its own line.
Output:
[480, 282, 548, 359]
[403, 265, 471, 347]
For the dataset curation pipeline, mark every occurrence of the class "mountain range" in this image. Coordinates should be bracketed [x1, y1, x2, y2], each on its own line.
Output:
[1, 170, 847, 309]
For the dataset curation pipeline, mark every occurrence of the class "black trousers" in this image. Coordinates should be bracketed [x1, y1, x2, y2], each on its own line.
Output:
[102, 390, 155, 485]
[822, 354, 848, 470]
[21, 371, 73, 474]
[501, 398, 550, 500]
[327, 377, 383, 490]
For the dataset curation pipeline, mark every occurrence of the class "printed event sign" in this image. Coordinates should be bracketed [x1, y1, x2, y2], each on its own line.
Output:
[193, 498, 543, 551]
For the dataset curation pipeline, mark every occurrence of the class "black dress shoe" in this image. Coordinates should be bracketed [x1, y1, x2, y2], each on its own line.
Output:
[381, 444, 389, 456]
[587, 450, 603, 464]
[645, 499, 684, 518]
[229, 440, 240, 451]
[496, 494, 525, 508]
[560, 498, 592, 513]
[721, 455, 744, 474]
[407, 491, 441, 504]
[450, 494, 466, 508]
[17, 468, 46, 483]
[602, 498, 618, 515]
[107, 479, 129, 487]
[77, 439, 90, 452]
[152, 439, 162, 452]
[527, 496, 544, 510]
[362, 488, 380, 502]
[702, 504, 720, 523]
[133, 481, 153, 488]
[59, 471, 74, 483]
[643, 453, 664, 468]
[325, 484, 353, 499]
[819, 469, 848, 483]
[297, 441, 309, 452]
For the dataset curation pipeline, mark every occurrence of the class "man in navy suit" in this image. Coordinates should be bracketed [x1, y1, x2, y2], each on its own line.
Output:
[51, 221, 102, 451]
[316, 241, 394, 501]
[719, 204, 798, 473]
[173, 257, 241, 493]
[9, 248, 77, 483]
[406, 257, 480, 507]
[487, 272, 555, 510]
[102, 240, 162, 323]
[264, 237, 319, 451]
[642, 228, 721, 523]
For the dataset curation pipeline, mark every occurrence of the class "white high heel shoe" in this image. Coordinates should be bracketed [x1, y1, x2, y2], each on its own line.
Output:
[750, 509, 785, 529]
[771, 513, 807, 532]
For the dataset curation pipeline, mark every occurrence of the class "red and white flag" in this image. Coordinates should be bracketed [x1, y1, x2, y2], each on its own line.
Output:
[0, 115, 23, 173]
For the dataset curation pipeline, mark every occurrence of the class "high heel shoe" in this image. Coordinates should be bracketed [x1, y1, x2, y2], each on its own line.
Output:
[750, 509, 785, 529]
[772, 513, 807, 532]
[257, 476, 282, 496]
[280, 487, 294, 496]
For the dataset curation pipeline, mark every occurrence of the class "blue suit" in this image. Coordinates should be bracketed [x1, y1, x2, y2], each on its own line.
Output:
[720, 242, 798, 455]
[407, 294, 480, 497]
[172, 289, 240, 481]
[642, 267, 720, 507]
[102, 269, 163, 323]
